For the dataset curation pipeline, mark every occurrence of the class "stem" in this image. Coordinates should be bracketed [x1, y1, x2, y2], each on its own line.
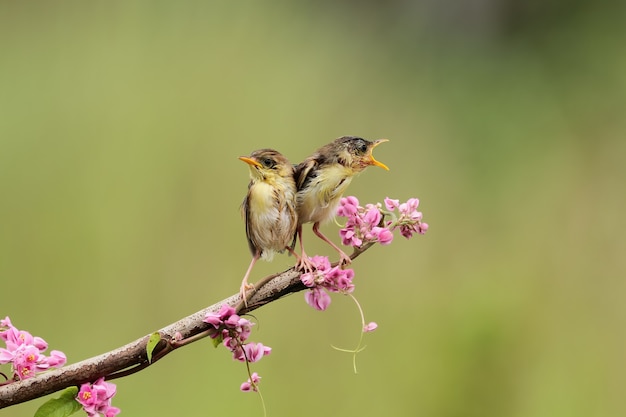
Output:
[331, 293, 369, 374]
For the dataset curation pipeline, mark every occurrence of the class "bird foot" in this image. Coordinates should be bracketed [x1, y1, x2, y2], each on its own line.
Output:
[240, 283, 255, 306]
[337, 251, 352, 267]
[296, 256, 316, 274]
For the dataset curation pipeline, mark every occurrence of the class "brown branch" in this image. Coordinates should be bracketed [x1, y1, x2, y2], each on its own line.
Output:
[0, 242, 375, 409]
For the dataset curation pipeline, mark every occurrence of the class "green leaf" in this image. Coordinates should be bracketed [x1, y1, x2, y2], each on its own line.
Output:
[34, 387, 82, 417]
[146, 332, 161, 363]
[212, 333, 224, 348]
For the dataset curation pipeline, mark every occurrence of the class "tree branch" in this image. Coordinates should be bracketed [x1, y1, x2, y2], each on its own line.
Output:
[0, 242, 375, 409]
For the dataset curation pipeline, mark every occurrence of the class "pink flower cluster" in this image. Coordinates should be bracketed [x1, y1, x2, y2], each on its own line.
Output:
[337, 196, 393, 247]
[76, 377, 120, 417]
[383, 197, 429, 238]
[300, 256, 355, 311]
[0, 316, 66, 381]
[204, 304, 271, 392]
[337, 196, 428, 248]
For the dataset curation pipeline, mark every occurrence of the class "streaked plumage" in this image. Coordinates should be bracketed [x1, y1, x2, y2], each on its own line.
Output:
[239, 149, 298, 303]
[294, 136, 389, 269]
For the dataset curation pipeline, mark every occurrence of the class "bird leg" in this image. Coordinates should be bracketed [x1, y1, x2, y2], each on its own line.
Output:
[285, 245, 301, 259]
[240, 251, 260, 307]
[295, 224, 316, 273]
[312, 222, 352, 266]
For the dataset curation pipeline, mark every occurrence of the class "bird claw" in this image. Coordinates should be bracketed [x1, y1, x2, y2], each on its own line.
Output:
[296, 256, 316, 274]
[338, 252, 352, 267]
[240, 283, 255, 306]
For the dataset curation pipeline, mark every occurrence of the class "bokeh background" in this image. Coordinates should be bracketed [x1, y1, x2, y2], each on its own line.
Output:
[2, 1, 625, 416]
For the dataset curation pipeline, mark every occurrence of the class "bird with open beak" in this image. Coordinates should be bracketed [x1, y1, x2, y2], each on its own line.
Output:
[293, 136, 389, 270]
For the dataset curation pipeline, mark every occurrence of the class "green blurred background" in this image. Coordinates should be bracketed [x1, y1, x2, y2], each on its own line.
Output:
[2, 1, 625, 416]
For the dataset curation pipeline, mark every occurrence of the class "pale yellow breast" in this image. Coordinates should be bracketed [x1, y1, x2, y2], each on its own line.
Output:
[248, 181, 297, 261]
[248, 182, 276, 216]
[297, 164, 354, 224]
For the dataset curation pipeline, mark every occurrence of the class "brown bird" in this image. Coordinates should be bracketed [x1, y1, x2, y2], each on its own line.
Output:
[293, 136, 389, 270]
[239, 149, 298, 304]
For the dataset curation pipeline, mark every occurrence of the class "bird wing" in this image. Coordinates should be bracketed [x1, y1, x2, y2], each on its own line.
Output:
[294, 157, 319, 191]
[290, 158, 318, 252]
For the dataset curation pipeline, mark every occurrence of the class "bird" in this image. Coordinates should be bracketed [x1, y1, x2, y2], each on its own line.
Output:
[293, 136, 389, 270]
[238, 149, 299, 305]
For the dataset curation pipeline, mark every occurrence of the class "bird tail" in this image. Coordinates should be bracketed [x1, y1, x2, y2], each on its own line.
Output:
[261, 250, 275, 262]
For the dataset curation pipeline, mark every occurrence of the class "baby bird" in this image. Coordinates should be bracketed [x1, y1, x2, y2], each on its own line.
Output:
[239, 149, 298, 304]
[294, 136, 389, 269]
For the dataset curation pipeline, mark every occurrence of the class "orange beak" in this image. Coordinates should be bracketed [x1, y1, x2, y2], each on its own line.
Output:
[238, 156, 262, 168]
[368, 139, 389, 170]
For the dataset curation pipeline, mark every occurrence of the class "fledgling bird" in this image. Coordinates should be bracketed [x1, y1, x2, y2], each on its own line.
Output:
[294, 136, 389, 270]
[238, 149, 298, 304]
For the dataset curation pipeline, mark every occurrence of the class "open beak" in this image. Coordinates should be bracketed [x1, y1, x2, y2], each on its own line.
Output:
[368, 139, 389, 170]
[238, 156, 262, 168]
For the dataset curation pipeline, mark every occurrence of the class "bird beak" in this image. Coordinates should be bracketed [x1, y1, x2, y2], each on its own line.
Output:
[369, 139, 389, 171]
[239, 156, 262, 168]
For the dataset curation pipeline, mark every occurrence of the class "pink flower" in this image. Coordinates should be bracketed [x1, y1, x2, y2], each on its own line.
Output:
[105, 407, 121, 417]
[226, 341, 245, 363]
[235, 318, 254, 342]
[339, 227, 362, 247]
[0, 326, 39, 351]
[12, 344, 40, 380]
[337, 196, 360, 217]
[77, 384, 98, 412]
[324, 267, 355, 293]
[204, 304, 256, 344]
[77, 377, 119, 417]
[363, 205, 382, 226]
[0, 347, 13, 363]
[204, 304, 237, 328]
[301, 256, 333, 287]
[363, 322, 378, 332]
[402, 198, 420, 213]
[300, 271, 317, 287]
[222, 335, 238, 351]
[371, 227, 393, 245]
[223, 313, 243, 329]
[311, 255, 331, 271]
[304, 287, 332, 311]
[384, 197, 399, 211]
[240, 372, 261, 392]
[241, 342, 272, 363]
[43, 350, 67, 368]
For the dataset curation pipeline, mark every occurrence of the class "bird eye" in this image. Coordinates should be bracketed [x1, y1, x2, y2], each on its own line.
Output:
[356, 140, 368, 154]
[261, 157, 275, 168]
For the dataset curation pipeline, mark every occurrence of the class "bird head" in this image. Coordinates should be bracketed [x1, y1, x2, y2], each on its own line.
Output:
[239, 149, 294, 183]
[331, 136, 389, 172]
